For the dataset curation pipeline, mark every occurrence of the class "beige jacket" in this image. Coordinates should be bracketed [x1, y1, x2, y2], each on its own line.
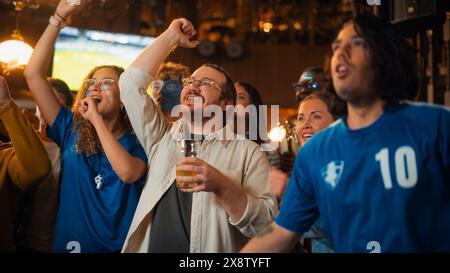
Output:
[119, 66, 277, 253]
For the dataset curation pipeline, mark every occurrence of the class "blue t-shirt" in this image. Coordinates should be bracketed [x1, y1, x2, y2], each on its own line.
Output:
[276, 102, 450, 252]
[47, 107, 147, 253]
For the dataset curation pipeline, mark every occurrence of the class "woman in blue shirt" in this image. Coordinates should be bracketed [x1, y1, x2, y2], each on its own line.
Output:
[24, 0, 147, 252]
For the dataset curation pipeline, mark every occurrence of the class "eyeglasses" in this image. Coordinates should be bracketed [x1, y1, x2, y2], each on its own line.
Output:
[151, 79, 182, 93]
[84, 78, 116, 91]
[182, 77, 223, 93]
[151, 80, 164, 93]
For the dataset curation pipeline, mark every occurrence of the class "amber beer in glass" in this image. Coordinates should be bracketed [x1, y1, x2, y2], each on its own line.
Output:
[176, 139, 201, 189]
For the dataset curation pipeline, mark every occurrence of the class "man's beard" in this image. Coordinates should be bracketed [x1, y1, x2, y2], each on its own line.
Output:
[337, 86, 377, 107]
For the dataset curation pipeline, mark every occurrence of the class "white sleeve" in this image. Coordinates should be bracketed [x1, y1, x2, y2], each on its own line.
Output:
[229, 144, 278, 237]
[119, 66, 170, 153]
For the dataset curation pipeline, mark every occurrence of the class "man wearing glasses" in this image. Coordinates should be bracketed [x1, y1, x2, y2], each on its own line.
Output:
[119, 18, 276, 253]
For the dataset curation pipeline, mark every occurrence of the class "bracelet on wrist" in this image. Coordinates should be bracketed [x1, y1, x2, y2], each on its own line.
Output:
[54, 11, 67, 21]
[49, 16, 66, 29]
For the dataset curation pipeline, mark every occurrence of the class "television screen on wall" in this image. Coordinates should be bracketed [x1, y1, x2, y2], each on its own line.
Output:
[52, 27, 155, 91]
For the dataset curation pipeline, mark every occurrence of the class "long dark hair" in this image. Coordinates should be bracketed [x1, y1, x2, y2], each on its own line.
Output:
[348, 13, 418, 104]
[48, 77, 73, 107]
[235, 82, 265, 144]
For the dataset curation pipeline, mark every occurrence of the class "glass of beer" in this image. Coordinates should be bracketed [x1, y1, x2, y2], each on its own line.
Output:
[176, 139, 201, 189]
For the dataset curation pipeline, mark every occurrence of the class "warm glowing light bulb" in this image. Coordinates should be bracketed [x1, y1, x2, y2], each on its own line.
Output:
[263, 22, 273, 33]
[268, 126, 286, 142]
[293, 22, 302, 30]
[0, 39, 33, 67]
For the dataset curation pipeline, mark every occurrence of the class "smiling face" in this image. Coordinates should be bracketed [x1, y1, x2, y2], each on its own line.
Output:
[331, 23, 376, 105]
[295, 97, 335, 146]
[84, 67, 122, 118]
[180, 65, 227, 111]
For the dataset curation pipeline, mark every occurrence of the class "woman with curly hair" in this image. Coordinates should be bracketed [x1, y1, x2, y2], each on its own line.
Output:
[24, 0, 147, 253]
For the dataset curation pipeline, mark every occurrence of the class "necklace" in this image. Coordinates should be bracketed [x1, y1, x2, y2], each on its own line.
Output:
[93, 125, 125, 190]
[94, 153, 104, 190]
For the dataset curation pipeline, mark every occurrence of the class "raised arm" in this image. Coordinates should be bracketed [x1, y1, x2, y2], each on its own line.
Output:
[24, 0, 83, 126]
[131, 18, 198, 77]
[0, 77, 51, 191]
[119, 19, 198, 152]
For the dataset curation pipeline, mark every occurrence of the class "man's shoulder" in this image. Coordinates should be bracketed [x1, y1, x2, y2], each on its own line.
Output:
[210, 138, 268, 161]
[230, 137, 262, 149]
[387, 102, 450, 132]
[396, 101, 450, 117]
[311, 119, 343, 141]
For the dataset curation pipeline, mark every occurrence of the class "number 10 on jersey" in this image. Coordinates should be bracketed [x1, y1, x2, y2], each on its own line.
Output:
[375, 146, 418, 189]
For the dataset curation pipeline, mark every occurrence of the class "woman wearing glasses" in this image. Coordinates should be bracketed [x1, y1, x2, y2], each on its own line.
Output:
[24, 0, 147, 252]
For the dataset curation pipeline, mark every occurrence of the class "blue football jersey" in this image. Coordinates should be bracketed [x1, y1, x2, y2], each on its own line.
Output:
[275, 102, 450, 252]
[47, 107, 147, 253]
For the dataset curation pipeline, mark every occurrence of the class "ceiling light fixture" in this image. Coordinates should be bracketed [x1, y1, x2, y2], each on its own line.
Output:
[0, 0, 38, 75]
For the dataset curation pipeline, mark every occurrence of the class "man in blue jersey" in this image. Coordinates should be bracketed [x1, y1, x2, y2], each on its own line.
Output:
[242, 13, 450, 253]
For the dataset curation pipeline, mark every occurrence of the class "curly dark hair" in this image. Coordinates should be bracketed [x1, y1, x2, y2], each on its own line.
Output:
[347, 13, 418, 104]
[71, 65, 132, 156]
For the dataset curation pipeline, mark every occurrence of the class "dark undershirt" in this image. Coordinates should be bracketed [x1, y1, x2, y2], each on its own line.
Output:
[148, 183, 193, 253]
[148, 135, 204, 253]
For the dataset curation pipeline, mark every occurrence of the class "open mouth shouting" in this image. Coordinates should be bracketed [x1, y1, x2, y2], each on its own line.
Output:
[335, 62, 350, 79]
[88, 92, 103, 104]
[184, 93, 204, 106]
